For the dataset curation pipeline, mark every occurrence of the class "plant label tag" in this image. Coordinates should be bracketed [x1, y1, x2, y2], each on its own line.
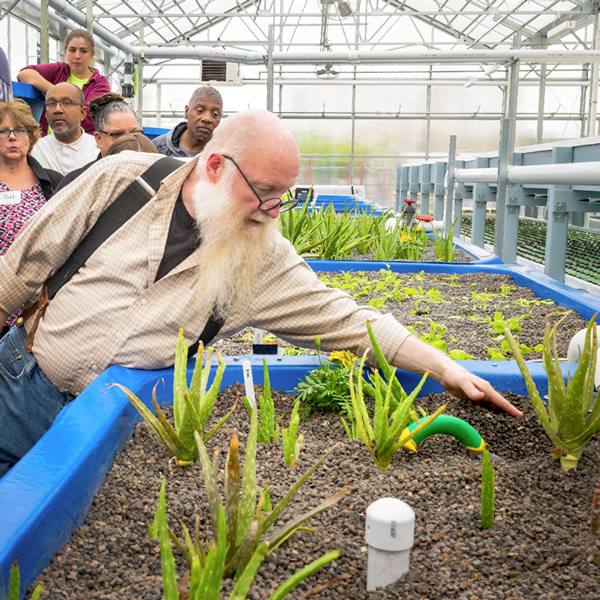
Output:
[253, 328, 264, 344]
[0, 190, 21, 205]
[242, 360, 256, 408]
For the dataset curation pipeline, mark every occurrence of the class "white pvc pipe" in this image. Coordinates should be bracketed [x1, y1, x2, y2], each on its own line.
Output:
[365, 498, 415, 591]
[455, 161, 600, 186]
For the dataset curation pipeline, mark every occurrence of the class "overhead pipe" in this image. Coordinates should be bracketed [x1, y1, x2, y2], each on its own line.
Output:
[22, 0, 600, 66]
[455, 161, 600, 186]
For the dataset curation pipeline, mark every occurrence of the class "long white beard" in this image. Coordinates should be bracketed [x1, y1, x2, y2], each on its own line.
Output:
[191, 176, 279, 319]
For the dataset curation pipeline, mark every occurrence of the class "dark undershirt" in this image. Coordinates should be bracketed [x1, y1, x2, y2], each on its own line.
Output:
[155, 190, 201, 281]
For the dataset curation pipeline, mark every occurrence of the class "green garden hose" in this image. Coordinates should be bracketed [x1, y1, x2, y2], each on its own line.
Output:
[401, 414, 486, 455]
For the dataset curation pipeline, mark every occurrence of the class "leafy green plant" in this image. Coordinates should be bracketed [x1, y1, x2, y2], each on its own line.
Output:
[294, 337, 357, 418]
[347, 322, 446, 470]
[3, 563, 43, 600]
[244, 360, 283, 444]
[168, 400, 348, 580]
[110, 328, 232, 464]
[505, 314, 600, 471]
[281, 401, 303, 467]
[481, 446, 495, 530]
[150, 479, 340, 600]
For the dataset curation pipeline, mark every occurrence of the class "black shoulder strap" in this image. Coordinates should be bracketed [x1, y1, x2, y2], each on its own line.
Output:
[46, 156, 182, 299]
[189, 306, 225, 354]
[43, 155, 225, 353]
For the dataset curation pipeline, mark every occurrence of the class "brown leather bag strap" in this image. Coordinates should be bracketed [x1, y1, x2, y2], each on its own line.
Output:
[20, 287, 49, 352]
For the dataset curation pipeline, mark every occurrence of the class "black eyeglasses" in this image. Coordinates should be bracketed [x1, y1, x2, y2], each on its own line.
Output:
[98, 128, 143, 140]
[222, 154, 297, 212]
[44, 99, 83, 109]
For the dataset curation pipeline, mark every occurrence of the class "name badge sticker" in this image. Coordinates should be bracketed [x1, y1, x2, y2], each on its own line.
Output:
[0, 191, 21, 205]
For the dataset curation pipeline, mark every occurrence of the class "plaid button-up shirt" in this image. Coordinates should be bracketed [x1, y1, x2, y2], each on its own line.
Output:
[0, 152, 409, 395]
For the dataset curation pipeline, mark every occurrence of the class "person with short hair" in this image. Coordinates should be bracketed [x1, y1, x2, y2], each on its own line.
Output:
[17, 29, 110, 135]
[30, 82, 98, 175]
[0, 109, 521, 477]
[53, 92, 142, 190]
[153, 86, 223, 157]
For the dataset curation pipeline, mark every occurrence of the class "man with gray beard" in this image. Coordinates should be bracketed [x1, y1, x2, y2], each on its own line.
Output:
[0, 109, 521, 477]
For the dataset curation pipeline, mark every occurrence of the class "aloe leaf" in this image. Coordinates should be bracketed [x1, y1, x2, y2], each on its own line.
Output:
[154, 479, 179, 600]
[228, 542, 269, 599]
[150, 388, 190, 456]
[262, 443, 341, 532]
[387, 371, 429, 446]
[177, 388, 202, 454]
[504, 328, 566, 451]
[235, 398, 258, 547]
[187, 346, 204, 409]
[225, 435, 241, 564]
[372, 372, 387, 448]
[194, 431, 223, 539]
[173, 327, 189, 431]
[356, 354, 374, 440]
[197, 506, 227, 600]
[267, 550, 340, 600]
[350, 366, 377, 465]
[266, 488, 350, 549]
[109, 383, 184, 458]
[188, 554, 202, 600]
[7, 563, 19, 600]
[261, 359, 275, 438]
[560, 323, 591, 439]
[199, 353, 226, 429]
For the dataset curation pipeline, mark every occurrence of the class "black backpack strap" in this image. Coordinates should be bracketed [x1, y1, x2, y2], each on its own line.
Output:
[189, 307, 226, 355]
[46, 156, 183, 299]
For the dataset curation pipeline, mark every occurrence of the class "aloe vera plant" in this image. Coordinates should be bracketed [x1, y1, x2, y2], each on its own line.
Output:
[481, 446, 495, 530]
[348, 321, 446, 470]
[244, 359, 283, 444]
[281, 400, 303, 467]
[150, 479, 340, 600]
[167, 397, 348, 579]
[110, 328, 232, 464]
[3, 563, 43, 600]
[505, 314, 600, 471]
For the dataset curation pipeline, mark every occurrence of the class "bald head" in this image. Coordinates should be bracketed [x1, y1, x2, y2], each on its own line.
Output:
[45, 82, 86, 143]
[203, 109, 300, 172]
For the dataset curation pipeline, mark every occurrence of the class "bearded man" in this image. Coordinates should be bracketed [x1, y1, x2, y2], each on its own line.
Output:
[0, 109, 520, 477]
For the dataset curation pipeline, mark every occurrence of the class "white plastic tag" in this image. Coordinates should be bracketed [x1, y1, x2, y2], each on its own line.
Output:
[0, 190, 21, 205]
[242, 360, 256, 408]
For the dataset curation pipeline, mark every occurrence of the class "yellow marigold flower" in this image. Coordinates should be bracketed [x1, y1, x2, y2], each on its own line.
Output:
[329, 350, 358, 368]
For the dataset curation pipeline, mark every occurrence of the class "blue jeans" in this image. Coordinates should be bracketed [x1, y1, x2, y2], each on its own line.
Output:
[0, 325, 74, 478]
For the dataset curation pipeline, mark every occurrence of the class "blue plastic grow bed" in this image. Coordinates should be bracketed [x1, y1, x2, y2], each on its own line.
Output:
[1, 260, 599, 597]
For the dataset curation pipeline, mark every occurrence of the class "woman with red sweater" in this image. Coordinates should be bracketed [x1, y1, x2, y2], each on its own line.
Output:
[17, 29, 110, 136]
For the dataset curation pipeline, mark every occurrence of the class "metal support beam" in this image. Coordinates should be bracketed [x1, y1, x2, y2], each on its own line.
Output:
[40, 0, 49, 64]
[267, 24, 275, 112]
[444, 135, 457, 236]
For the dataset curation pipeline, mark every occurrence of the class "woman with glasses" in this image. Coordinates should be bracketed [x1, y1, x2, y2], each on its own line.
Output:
[0, 100, 62, 336]
[17, 29, 110, 136]
[54, 92, 144, 191]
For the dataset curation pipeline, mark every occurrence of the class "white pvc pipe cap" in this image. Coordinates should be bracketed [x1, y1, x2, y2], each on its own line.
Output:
[365, 497, 415, 551]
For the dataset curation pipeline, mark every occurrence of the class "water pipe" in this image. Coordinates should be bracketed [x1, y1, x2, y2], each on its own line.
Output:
[401, 414, 486, 455]
[365, 497, 415, 591]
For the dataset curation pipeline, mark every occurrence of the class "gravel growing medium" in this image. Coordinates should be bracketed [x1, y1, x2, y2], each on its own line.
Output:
[31, 386, 600, 600]
[28, 266, 598, 599]
[215, 270, 591, 361]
